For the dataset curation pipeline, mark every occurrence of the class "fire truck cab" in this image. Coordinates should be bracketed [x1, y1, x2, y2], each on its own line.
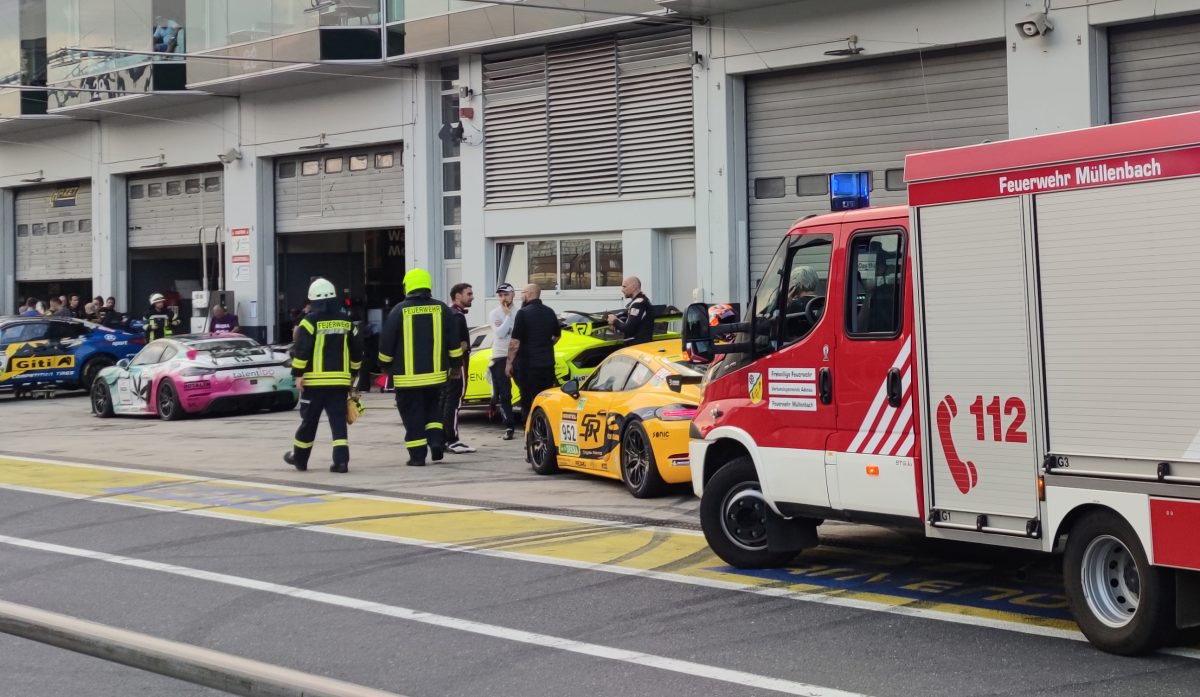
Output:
[683, 111, 1200, 655]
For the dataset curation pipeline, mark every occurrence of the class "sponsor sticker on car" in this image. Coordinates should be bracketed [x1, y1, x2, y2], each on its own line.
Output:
[231, 367, 275, 379]
[559, 411, 580, 456]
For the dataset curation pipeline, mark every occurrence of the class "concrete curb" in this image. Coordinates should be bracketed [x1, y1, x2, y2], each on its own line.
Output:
[0, 599, 404, 697]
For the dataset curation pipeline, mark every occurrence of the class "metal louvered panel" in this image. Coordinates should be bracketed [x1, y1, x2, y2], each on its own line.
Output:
[485, 52, 549, 205]
[128, 169, 224, 248]
[1109, 16, 1200, 123]
[483, 27, 694, 206]
[275, 144, 404, 234]
[14, 182, 93, 282]
[745, 43, 1008, 277]
[618, 28, 694, 195]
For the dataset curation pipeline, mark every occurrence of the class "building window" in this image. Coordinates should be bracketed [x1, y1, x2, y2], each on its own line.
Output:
[47, 222, 60, 235]
[596, 240, 623, 287]
[205, 177, 221, 192]
[754, 178, 786, 199]
[148, 183, 163, 197]
[376, 152, 395, 169]
[278, 162, 296, 179]
[509, 237, 623, 292]
[186, 178, 201, 193]
[444, 230, 462, 260]
[325, 157, 344, 174]
[443, 162, 461, 191]
[797, 175, 829, 197]
[529, 240, 558, 290]
[560, 239, 592, 291]
[885, 168, 907, 191]
[349, 154, 368, 171]
[63, 220, 75, 234]
[129, 185, 144, 199]
[31, 223, 45, 236]
[16, 224, 28, 237]
[79, 219, 92, 233]
[443, 196, 461, 226]
[166, 181, 182, 196]
[301, 160, 320, 176]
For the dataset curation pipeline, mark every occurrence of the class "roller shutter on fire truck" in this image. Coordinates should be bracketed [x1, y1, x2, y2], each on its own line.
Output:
[745, 43, 1008, 279]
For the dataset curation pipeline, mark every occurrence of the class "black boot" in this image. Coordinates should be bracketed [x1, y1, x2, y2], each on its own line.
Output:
[330, 462, 349, 474]
[284, 451, 307, 472]
[406, 460, 425, 467]
[431, 445, 444, 462]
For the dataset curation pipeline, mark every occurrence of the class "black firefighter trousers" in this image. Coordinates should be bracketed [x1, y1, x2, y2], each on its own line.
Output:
[396, 385, 445, 464]
[293, 388, 349, 467]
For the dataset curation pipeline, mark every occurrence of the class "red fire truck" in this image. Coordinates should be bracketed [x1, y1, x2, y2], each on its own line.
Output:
[682, 111, 1200, 655]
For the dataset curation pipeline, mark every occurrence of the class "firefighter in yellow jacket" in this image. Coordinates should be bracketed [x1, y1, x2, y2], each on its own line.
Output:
[378, 268, 461, 467]
[284, 278, 364, 474]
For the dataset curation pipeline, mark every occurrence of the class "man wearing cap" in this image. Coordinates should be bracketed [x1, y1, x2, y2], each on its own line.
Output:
[143, 293, 181, 342]
[489, 283, 518, 440]
[378, 268, 461, 467]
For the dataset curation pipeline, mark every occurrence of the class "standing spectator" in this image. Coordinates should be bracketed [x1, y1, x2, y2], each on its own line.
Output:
[489, 283, 518, 440]
[104, 297, 123, 327]
[506, 284, 560, 432]
[208, 304, 241, 333]
[68, 293, 83, 318]
[606, 276, 654, 345]
[83, 302, 97, 321]
[355, 315, 379, 393]
[442, 283, 476, 455]
[20, 298, 40, 317]
[35, 301, 48, 316]
[144, 293, 180, 341]
[50, 298, 72, 318]
[378, 268, 461, 467]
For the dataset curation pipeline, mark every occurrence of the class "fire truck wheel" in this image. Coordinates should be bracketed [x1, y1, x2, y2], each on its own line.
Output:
[1063, 509, 1175, 655]
[528, 409, 559, 475]
[700, 456, 798, 569]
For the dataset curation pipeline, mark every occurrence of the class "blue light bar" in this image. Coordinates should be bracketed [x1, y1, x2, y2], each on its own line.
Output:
[830, 171, 870, 211]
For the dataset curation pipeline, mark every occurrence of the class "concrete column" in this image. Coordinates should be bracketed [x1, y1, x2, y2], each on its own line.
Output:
[459, 53, 487, 298]
[0, 189, 14, 314]
[1006, 1, 1110, 137]
[221, 153, 272, 343]
[94, 172, 128, 307]
[407, 63, 441, 288]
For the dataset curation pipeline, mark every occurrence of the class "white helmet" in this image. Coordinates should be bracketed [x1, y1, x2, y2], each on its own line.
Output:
[149, 293, 165, 304]
[307, 278, 337, 301]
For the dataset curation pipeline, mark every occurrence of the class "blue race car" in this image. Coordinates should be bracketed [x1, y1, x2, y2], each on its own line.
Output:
[0, 316, 145, 393]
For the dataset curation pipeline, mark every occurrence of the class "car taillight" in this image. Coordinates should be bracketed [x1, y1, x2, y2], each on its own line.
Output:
[656, 405, 698, 421]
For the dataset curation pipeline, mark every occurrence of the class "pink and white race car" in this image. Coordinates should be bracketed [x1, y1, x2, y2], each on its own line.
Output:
[90, 334, 299, 420]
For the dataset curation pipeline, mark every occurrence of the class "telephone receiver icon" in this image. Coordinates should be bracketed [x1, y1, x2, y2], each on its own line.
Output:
[936, 395, 978, 494]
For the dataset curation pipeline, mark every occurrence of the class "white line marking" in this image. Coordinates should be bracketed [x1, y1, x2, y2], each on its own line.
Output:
[0, 532, 868, 697]
[2, 474, 1198, 661]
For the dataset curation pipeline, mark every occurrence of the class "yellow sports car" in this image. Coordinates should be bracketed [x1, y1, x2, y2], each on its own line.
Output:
[524, 339, 705, 498]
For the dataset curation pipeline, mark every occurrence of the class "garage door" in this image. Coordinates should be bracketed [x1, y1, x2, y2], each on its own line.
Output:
[275, 145, 404, 234]
[1109, 16, 1200, 123]
[14, 182, 93, 281]
[745, 44, 1008, 278]
[128, 169, 224, 248]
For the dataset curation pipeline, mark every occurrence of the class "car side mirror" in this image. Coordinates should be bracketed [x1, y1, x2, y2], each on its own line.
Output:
[682, 303, 714, 362]
[116, 358, 131, 369]
[561, 379, 580, 399]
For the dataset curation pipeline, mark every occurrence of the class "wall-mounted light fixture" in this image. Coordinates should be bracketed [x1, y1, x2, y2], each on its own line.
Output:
[217, 147, 242, 164]
[298, 133, 329, 151]
[19, 170, 45, 183]
[824, 36, 864, 57]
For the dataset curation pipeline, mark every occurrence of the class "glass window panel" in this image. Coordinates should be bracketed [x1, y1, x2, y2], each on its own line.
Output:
[375, 152, 394, 169]
[79, 219, 91, 233]
[272, 0, 320, 36]
[442, 161, 460, 191]
[754, 177, 786, 199]
[47, 221, 60, 235]
[349, 154, 368, 171]
[62, 220, 75, 234]
[129, 185, 144, 199]
[528, 240, 558, 291]
[444, 229, 461, 260]
[625, 361, 655, 391]
[325, 156, 344, 174]
[205, 176, 221, 192]
[440, 62, 459, 90]
[16, 224, 28, 237]
[443, 195, 461, 226]
[440, 94, 460, 158]
[277, 162, 296, 179]
[582, 356, 636, 393]
[781, 236, 835, 345]
[31, 223, 45, 236]
[595, 240, 623, 287]
[797, 175, 829, 197]
[560, 239, 591, 291]
[885, 168, 906, 191]
[185, 178, 201, 193]
[166, 180, 182, 196]
[846, 232, 904, 336]
[148, 183, 163, 197]
[301, 160, 320, 176]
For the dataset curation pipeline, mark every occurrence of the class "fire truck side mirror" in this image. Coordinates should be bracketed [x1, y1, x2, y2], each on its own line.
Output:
[682, 303, 715, 362]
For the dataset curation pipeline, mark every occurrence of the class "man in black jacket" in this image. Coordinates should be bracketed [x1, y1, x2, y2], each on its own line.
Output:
[284, 278, 364, 474]
[506, 284, 560, 425]
[607, 276, 654, 345]
[378, 268, 462, 467]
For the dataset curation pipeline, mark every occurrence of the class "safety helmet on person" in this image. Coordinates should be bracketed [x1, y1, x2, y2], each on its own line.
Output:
[307, 278, 337, 301]
[403, 268, 432, 293]
[149, 293, 165, 304]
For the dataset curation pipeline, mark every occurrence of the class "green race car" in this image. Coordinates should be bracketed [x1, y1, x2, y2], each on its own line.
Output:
[463, 309, 680, 408]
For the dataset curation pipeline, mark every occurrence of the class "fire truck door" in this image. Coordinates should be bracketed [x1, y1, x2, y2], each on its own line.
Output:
[827, 226, 920, 519]
[724, 229, 840, 510]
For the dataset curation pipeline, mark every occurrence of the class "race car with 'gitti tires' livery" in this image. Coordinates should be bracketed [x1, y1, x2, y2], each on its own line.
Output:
[0, 316, 145, 394]
[91, 334, 298, 420]
[524, 339, 705, 498]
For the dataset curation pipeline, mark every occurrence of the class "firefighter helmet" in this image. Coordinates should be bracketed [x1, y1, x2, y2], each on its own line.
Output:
[307, 278, 337, 301]
[403, 267, 432, 293]
[149, 293, 165, 304]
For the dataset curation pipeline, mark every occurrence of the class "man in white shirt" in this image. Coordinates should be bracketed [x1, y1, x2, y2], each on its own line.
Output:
[489, 283, 518, 440]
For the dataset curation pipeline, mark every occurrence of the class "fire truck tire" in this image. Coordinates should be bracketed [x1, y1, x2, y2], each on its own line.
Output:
[528, 409, 559, 475]
[700, 456, 798, 569]
[1063, 509, 1175, 655]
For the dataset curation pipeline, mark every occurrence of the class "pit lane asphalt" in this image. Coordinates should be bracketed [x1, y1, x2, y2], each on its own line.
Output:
[2, 485, 1200, 697]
